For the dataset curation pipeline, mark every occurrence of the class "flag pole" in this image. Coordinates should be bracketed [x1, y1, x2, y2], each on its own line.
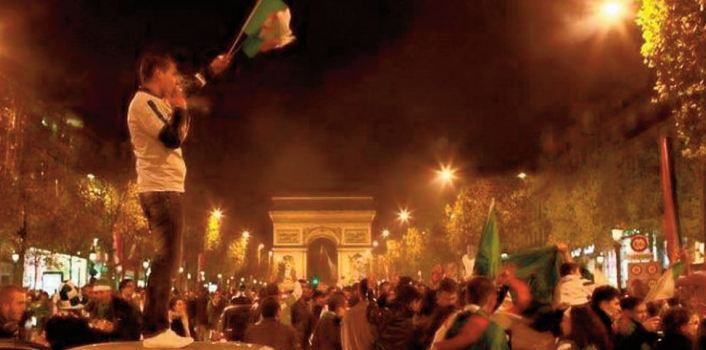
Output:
[487, 198, 496, 222]
[660, 135, 682, 266]
[227, 0, 265, 58]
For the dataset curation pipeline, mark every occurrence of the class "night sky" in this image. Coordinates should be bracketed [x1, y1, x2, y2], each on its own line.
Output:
[1, 0, 650, 241]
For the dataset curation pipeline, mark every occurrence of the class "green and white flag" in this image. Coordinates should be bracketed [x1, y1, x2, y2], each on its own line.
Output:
[242, 0, 295, 57]
[645, 262, 684, 303]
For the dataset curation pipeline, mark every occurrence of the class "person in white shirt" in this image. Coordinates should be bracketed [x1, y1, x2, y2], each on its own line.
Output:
[553, 262, 594, 309]
[128, 52, 229, 343]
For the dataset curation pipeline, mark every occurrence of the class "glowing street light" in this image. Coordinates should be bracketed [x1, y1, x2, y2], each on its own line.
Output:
[372, 240, 379, 248]
[592, 0, 632, 29]
[517, 172, 527, 180]
[435, 164, 457, 187]
[11, 253, 19, 264]
[382, 229, 390, 238]
[242, 231, 251, 240]
[599, 1, 625, 22]
[142, 260, 150, 270]
[211, 209, 223, 221]
[397, 208, 411, 223]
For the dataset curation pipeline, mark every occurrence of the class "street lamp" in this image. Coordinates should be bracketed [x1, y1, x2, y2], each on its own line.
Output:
[517, 172, 527, 180]
[11, 253, 19, 264]
[211, 208, 223, 221]
[242, 231, 250, 240]
[382, 229, 390, 238]
[435, 164, 457, 187]
[178, 266, 184, 274]
[142, 260, 150, 270]
[598, 1, 626, 22]
[397, 208, 411, 224]
[372, 240, 379, 248]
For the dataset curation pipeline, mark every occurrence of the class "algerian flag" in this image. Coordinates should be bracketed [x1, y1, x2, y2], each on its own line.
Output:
[473, 200, 500, 279]
[242, 0, 295, 57]
[505, 246, 562, 305]
[645, 262, 684, 303]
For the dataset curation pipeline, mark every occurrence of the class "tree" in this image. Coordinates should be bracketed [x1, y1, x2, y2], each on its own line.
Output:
[444, 180, 496, 258]
[384, 227, 424, 277]
[226, 236, 248, 278]
[79, 178, 152, 280]
[443, 177, 534, 255]
[637, 0, 706, 158]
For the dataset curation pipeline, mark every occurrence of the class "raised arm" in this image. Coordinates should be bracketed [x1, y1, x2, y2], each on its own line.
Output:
[192, 54, 232, 90]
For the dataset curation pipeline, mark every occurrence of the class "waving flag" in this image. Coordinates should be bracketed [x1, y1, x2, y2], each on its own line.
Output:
[474, 200, 500, 279]
[645, 262, 684, 302]
[505, 246, 563, 305]
[234, 0, 295, 58]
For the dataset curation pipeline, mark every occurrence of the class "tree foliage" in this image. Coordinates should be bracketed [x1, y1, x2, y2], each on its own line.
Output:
[443, 177, 533, 256]
[384, 227, 429, 277]
[637, 0, 706, 158]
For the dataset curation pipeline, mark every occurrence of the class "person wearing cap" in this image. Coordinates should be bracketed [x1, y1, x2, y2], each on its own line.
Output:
[55, 281, 86, 315]
[46, 281, 103, 349]
[85, 280, 143, 341]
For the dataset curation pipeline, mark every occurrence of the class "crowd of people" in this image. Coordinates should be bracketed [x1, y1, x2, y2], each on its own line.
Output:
[2, 261, 706, 349]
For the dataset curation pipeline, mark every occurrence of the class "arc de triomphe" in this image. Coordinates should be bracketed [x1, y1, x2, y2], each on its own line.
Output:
[269, 196, 375, 286]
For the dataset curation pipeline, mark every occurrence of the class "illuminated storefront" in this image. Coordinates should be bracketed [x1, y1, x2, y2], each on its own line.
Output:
[21, 248, 88, 293]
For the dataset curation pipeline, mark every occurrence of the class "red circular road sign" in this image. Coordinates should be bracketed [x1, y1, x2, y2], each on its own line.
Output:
[631, 235, 649, 252]
[647, 264, 659, 275]
[630, 265, 643, 275]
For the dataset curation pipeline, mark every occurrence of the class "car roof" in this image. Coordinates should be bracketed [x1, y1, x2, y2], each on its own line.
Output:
[71, 341, 268, 350]
[0, 339, 49, 350]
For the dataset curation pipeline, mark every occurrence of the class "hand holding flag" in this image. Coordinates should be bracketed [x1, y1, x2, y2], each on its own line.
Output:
[208, 54, 232, 77]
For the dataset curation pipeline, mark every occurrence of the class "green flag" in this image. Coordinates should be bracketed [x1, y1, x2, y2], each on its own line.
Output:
[242, 0, 295, 57]
[474, 203, 500, 279]
[505, 246, 562, 305]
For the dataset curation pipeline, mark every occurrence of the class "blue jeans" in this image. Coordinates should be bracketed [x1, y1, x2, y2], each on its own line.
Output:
[139, 191, 184, 335]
